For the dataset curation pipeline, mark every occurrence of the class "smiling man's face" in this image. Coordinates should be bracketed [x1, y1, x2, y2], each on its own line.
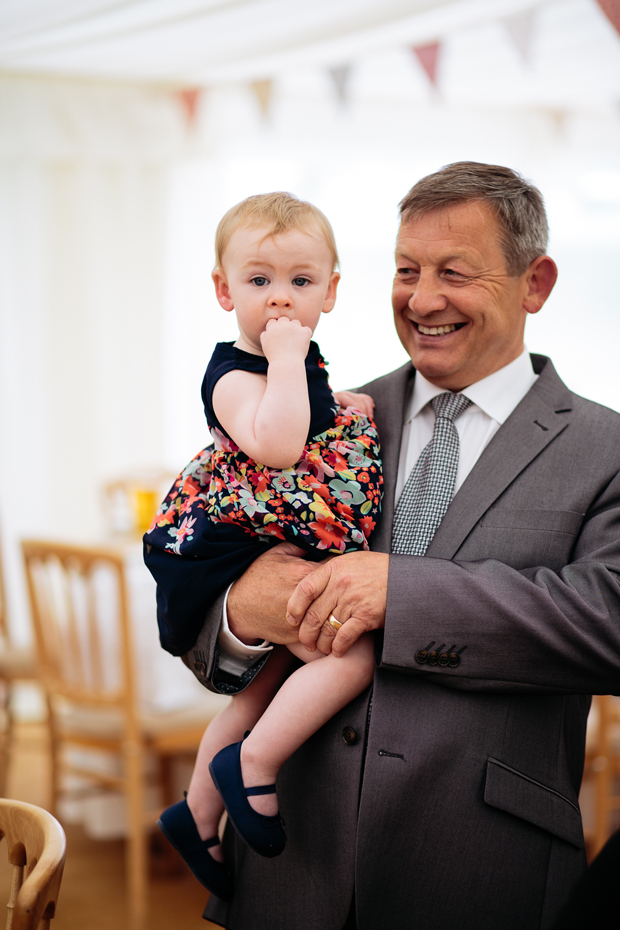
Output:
[392, 200, 535, 391]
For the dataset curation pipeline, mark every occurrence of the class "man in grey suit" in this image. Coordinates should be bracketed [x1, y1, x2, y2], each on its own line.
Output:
[172, 162, 620, 929]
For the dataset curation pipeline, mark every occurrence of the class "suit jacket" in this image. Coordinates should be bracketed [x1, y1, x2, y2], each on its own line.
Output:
[183, 354, 620, 930]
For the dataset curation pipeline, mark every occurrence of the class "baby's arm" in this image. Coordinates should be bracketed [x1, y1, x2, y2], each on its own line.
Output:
[212, 317, 312, 469]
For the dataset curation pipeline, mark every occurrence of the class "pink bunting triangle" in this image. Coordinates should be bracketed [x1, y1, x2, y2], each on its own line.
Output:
[596, 0, 620, 36]
[411, 41, 441, 88]
[176, 88, 202, 127]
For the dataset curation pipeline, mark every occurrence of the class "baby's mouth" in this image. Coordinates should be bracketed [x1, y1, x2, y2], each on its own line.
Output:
[415, 322, 466, 336]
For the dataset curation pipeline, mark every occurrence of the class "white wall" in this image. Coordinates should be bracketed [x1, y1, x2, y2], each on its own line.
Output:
[0, 76, 185, 640]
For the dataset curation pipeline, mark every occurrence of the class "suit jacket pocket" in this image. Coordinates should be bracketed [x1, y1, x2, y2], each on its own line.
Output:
[484, 758, 584, 848]
[480, 509, 584, 534]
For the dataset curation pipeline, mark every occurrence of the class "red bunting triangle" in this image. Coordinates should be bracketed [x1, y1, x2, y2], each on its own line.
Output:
[596, 0, 620, 36]
[411, 41, 441, 87]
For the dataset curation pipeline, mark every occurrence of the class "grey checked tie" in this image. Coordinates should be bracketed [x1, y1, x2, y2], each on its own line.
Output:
[391, 392, 473, 556]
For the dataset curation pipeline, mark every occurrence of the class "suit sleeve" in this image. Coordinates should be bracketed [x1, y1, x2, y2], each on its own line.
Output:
[381, 468, 620, 696]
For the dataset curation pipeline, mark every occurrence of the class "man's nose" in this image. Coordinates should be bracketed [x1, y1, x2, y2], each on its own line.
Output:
[408, 273, 447, 315]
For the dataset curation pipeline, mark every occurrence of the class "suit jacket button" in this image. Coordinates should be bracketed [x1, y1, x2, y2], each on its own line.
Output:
[427, 651, 439, 666]
[438, 653, 449, 667]
[448, 653, 460, 668]
[342, 726, 357, 745]
[415, 650, 428, 665]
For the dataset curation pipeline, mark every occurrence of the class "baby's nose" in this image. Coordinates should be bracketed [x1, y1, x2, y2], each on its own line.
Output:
[268, 292, 292, 308]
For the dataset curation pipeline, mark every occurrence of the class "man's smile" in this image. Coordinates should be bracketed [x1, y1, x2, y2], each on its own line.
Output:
[414, 322, 468, 336]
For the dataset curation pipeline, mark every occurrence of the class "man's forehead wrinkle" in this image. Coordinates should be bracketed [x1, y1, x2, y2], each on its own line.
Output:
[395, 238, 484, 267]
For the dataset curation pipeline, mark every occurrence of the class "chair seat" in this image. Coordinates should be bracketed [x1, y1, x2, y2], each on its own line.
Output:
[0, 644, 37, 679]
[55, 694, 230, 746]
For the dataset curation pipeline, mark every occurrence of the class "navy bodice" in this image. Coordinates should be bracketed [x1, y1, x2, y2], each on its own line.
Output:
[201, 341, 337, 442]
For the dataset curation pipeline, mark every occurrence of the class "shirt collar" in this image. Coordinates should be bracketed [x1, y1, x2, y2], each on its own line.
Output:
[407, 349, 538, 425]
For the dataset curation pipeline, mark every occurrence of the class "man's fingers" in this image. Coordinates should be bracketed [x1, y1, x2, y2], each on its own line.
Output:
[295, 594, 336, 648]
[286, 561, 332, 627]
[276, 542, 309, 560]
[307, 609, 346, 654]
[331, 617, 369, 657]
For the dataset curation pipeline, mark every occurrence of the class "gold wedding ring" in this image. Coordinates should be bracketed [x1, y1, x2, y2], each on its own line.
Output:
[328, 614, 343, 631]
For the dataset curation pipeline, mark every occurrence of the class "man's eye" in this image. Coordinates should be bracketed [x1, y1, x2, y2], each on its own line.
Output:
[443, 268, 462, 278]
[292, 277, 310, 287]
[396, 267, 417, 276]
[251, 276, 269, 286]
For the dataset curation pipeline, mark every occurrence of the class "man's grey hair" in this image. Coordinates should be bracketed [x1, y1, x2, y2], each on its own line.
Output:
[398, 162, 548, 276]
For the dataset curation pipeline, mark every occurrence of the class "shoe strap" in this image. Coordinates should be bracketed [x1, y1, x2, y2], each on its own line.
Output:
[203, 835, 221, 849]
[245, 784, 277, 796]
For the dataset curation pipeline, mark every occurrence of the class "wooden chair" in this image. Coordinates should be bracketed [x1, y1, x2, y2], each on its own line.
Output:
[583, 694, 620, 857]
[21, 540, 225, 930]
[0, 798, 66, 930]
[0, 533, 38, 796]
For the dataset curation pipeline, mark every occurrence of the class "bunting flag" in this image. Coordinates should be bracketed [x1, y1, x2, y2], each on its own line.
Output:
[176, 88, 203, 127]
[546, 107, 568, 136]
[502, 8, 536, 62]
[329, 64, 351, 106]
[251, 79, 274, 120]
[596, 0, 620, 36]
[411, 41, 441, 88]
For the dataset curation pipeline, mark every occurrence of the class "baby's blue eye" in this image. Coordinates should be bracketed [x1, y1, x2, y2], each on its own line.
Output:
[251, 276, 268, 286]
[293, 277, 309, 287]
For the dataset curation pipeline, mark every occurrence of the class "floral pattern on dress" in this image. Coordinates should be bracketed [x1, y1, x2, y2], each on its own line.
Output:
[147, 406, 382, 556]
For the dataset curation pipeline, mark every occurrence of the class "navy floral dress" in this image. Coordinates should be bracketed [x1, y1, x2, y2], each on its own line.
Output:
[144, 341, 382, 655]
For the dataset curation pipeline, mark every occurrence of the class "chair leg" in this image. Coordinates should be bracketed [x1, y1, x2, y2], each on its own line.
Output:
[0, 679, 12, 797]
[593, 696, 612, 857]
[125, 738, 147, 930]
[45, 695, 60, 819]
[159, 753, 175, 808]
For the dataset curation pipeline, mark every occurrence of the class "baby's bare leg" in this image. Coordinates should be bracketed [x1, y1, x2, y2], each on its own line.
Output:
[186, 645, 296, 850]
[240, 634, 375, 816]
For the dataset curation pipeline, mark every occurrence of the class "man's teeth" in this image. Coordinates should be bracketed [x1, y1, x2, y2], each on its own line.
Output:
[418, 323, 457, 336]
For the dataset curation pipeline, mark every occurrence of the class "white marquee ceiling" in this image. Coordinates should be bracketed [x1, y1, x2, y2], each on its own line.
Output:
[0, 0, 618, 94]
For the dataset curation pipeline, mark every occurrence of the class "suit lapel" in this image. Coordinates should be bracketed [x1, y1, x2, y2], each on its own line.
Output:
[426, 356, 573, 559]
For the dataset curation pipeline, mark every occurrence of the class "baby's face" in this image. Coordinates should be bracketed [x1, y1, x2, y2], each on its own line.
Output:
[213, 225, 339, 355]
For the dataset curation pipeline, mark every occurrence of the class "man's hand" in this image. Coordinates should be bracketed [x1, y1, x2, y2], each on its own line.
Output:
[286, 551, 389, 656]
[227, 542, 315, 646]
[333, 390, 375, 419]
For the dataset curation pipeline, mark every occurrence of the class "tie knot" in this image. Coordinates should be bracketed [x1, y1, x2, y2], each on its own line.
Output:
[431, 392, 472, 423]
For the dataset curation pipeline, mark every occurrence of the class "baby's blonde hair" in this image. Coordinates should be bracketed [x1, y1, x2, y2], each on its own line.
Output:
[214, 192, 339, 271]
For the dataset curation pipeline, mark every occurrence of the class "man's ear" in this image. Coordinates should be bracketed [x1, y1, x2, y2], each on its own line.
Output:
[523, 256, 558, 316]
[321, 271, 341, 314]
[212, 269, 235, 312]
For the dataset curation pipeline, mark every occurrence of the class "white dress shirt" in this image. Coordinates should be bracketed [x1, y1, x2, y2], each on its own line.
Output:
[217, 349, 538, 674]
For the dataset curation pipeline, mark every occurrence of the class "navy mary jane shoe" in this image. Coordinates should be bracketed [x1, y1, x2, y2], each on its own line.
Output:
[209, 737, 286, 858]
[157, 798, 233, 901]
